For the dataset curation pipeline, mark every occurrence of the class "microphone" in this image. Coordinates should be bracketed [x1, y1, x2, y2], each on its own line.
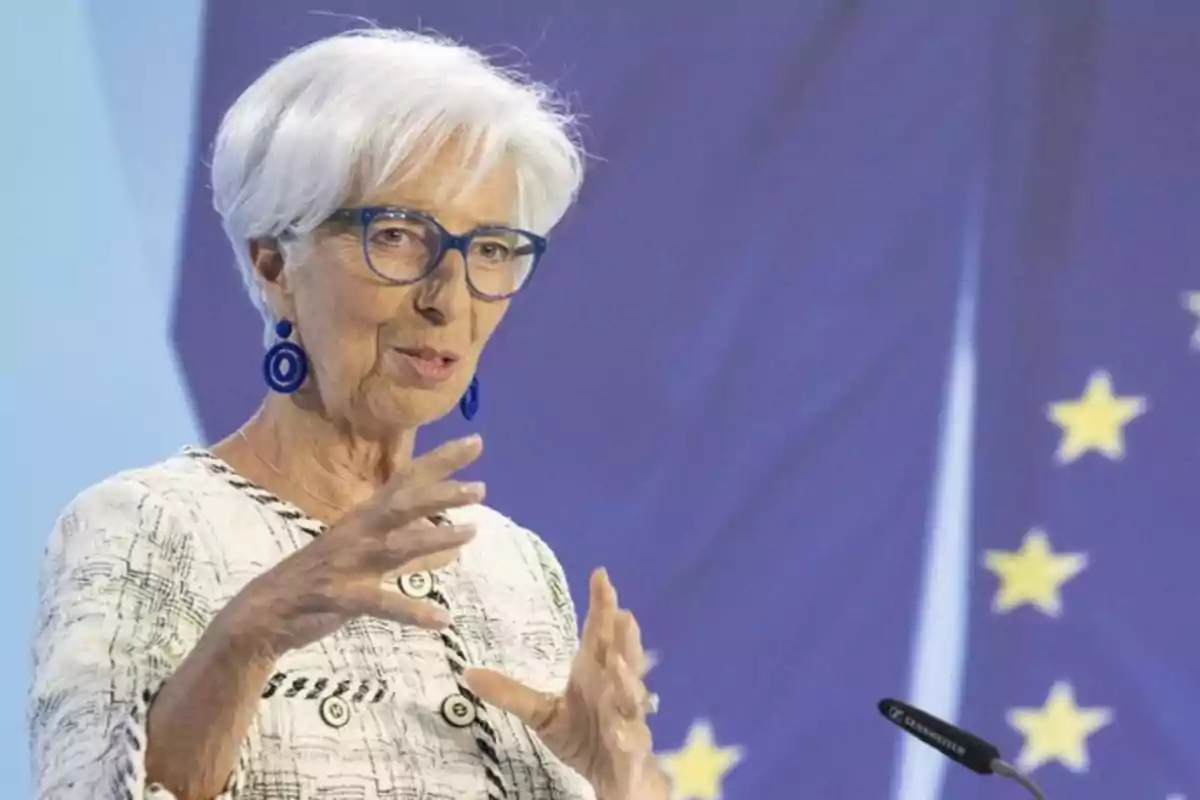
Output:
[878, 698, 998, 773]
[878, 698, 1047, 800]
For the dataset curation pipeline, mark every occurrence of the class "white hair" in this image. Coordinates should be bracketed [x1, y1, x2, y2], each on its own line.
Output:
[210, 27, 586, 343]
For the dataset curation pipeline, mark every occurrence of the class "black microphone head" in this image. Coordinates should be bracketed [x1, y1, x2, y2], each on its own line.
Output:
[878, 698, 1000, 775]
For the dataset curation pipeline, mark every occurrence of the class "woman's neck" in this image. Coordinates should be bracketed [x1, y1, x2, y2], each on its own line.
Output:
[215, 394, 418, 521]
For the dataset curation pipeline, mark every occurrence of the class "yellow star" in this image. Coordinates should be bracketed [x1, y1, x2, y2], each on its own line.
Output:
[1008, 682, 1112, 773]
[1185, 291, 1200, 350]
[658, 719, 743, 800]
[982, 529, 1087, 616]
[1047, 371, 1146, 463]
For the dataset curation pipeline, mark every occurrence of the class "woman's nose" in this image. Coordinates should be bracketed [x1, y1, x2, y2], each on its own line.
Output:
[414, 249, 470, 324]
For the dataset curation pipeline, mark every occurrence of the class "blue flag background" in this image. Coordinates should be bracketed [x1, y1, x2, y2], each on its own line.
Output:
[5, 2, 1198, 797]
[949, 5, 1200, 798]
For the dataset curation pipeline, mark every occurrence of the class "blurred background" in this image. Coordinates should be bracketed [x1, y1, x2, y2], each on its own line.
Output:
[4, 1, 1198, 797]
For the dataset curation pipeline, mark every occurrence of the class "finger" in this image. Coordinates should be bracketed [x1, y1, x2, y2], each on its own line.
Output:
[579, 569, 603, 646]
[582, 568, 618, 664]
[614, 611, 647, 677]
[604, 717, 652, 761]
[380, 480, 486, 528]
[379, 524, 476, 569]
[597, 680, 653, 758]
[462, 668, 559, 731]
[600, 566, 620, 608]
[393, 435, 483, 488]
[350, 585, 452, 629]
[608, 653, 643, 719]
[596, 569, 619, 663]
[387, 429, 416, 479]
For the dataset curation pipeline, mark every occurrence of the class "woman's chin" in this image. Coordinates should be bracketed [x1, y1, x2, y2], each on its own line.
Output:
[362, 388, 461, 431]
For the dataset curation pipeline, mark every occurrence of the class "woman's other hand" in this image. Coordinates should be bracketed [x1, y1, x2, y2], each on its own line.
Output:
[464, 569, 670, 800]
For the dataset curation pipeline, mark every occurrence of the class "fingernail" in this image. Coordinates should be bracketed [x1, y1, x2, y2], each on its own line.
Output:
[452, 526, 478, 543]
[464, 434, 482, 447]
[465, 481, 486, 497]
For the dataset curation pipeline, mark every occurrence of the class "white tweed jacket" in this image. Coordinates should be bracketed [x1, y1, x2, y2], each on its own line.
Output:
[29, 447, 595, 800]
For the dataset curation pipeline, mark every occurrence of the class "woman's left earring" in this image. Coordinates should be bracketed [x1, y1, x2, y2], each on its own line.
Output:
[459, 376, 480, 420]
[263, 319, 309, 394]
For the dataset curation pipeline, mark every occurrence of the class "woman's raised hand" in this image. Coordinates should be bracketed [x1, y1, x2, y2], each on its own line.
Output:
[235, 435, 486, 659]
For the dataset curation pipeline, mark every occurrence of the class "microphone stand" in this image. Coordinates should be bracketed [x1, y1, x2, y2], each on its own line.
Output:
[990, 759, 1047, 800]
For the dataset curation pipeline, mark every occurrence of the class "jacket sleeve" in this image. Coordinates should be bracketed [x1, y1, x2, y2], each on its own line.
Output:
[525, 531, 581, 651]
[28, 476, 243, 800]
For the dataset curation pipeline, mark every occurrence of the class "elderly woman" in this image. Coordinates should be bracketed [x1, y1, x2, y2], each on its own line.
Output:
[29, 28, 667, 800]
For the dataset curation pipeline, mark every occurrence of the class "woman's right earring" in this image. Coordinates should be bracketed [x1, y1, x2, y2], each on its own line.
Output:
[262, 319, 309, 394]
[459, 375, 480, 420]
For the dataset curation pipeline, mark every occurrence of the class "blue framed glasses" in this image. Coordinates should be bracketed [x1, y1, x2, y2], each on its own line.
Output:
[325, 206, 547, 300]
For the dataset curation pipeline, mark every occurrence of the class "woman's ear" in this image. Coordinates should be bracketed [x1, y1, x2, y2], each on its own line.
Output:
[250, 237, 293, 319]
[250, 237, 286, 285]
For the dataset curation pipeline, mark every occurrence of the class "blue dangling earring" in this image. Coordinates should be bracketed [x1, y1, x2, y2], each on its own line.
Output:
[262, 319, 309, 394]
[459, 375, 480, 420]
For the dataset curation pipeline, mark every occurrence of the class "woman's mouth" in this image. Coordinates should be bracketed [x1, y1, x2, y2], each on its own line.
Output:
[392, 347, 460, 383]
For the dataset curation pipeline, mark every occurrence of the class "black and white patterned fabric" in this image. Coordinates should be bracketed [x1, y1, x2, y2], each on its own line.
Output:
[28, 447, 593, 800]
